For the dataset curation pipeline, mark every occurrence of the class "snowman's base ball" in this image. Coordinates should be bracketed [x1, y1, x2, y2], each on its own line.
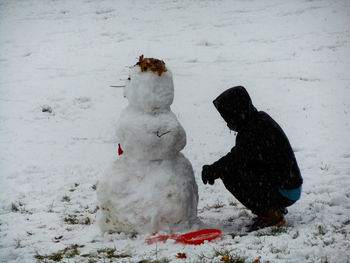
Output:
[96, 153, 199, 234]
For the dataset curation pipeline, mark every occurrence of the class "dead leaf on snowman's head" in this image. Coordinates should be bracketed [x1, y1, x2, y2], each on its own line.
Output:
[136, 55, 168, 76]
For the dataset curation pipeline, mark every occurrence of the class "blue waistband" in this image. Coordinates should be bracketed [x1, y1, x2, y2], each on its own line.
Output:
[278, 186, 302, 201]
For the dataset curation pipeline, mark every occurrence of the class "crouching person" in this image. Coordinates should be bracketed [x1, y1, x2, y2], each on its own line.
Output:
[202, 86, 303, 231]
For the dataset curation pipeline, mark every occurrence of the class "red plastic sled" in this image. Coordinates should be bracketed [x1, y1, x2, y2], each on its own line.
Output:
[146, 229, 222, 245]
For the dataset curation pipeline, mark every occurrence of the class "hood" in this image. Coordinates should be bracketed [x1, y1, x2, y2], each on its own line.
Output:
[213, 86, 257, 132]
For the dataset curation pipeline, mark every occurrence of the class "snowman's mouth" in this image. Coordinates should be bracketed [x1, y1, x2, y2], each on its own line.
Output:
[156, 131, 171, 138]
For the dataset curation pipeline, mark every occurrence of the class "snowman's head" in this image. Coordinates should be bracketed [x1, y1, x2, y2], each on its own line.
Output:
[124, 56, 174, 113]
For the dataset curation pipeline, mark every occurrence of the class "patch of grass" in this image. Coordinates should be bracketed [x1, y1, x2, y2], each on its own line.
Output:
[255, 226, 289, 237]
[35, 245, 83, 262]
[343, 219, 350, 225]
[252, 239, 262, 245]
[11, 203, 19, 212]
[61, 195, 70, 202]
[227, 216, 235, 222]
[317, 225, 327, 235]
[35, 251, 63, 262]
[269, 226, 288, 235]
[197, 252, 207, 262]
[292, 231, 299, 239]
[10, 201, 32, 214]
[203, 201, 225, 211]
[47, 201, 55, 213]
[89, 206, 99, 214]
[269, 246, 283, 254]
[331, 224, 347, 236]
[64, 215, 79, 225]
[138, 259, 170, 263]
[214, 249, 246, 263]
[83, 217, 91, 225]
[69, 183, 80, 192]
[229, 201, 238, 207]
[80, 248, 131, 261]
[63, 215, 92, 225]
[65, 247, 79, 258]
[320, 163, 329, 171]
[97, 248, 130, 259]
[14, 239, 22, 249]
[213, 201, 225, 209]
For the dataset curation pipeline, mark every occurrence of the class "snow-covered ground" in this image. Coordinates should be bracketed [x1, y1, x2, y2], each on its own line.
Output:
[1, 0, 350, 262]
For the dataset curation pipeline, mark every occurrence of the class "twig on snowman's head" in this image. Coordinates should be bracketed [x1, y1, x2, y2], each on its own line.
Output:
[110, 85, 125, 88]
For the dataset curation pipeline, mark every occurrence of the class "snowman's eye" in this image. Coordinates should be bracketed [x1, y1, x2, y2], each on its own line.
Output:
[127, 77, 131, 81]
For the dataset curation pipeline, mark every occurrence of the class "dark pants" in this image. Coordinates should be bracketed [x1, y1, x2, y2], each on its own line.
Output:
[221, 172, 295, 216]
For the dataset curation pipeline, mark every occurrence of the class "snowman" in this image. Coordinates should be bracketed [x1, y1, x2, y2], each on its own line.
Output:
[97, 56, 199, 234]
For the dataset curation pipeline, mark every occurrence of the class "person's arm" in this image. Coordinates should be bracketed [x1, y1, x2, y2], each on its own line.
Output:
[202, 146, 237, 185]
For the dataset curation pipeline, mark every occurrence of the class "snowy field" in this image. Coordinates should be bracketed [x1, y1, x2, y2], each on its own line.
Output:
[1, 0, 350, 262]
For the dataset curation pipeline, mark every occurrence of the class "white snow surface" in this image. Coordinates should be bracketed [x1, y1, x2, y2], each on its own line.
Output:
[96, 66, 199, 234]
[1, 0, 350, 262]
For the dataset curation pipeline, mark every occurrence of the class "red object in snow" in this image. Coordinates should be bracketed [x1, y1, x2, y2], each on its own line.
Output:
[146, 229, 222, 245]
[178, 229, 222, 245]
[118, 143, 124, 155]
[146, 233, 178, 244]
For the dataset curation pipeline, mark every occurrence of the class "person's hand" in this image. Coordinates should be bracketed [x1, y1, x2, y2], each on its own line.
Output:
[201, 165, 218, 185]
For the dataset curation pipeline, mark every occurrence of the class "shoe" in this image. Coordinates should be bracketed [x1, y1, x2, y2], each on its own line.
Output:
[248, 209, 285, 232]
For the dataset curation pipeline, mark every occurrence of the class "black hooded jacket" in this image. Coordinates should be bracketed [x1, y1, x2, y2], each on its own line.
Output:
[210, 86, 303, 190]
